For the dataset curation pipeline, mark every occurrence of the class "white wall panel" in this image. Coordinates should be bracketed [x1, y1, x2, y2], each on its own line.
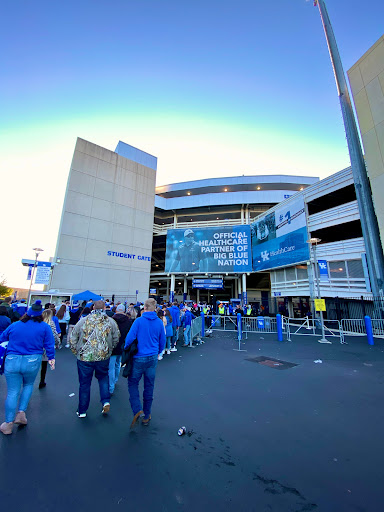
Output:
[52, 138, 155, 297]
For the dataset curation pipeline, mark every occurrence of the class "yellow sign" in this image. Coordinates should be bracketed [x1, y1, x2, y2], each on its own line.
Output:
[314, 299, 326, 311]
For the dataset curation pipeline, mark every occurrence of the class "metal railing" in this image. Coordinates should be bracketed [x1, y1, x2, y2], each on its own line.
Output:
[340, 318, 384, 343]
[286, 317, 342, 343]
[191, 315, 203, 341]
[208, 315, 278, 338]
[242, 316, 278, 338]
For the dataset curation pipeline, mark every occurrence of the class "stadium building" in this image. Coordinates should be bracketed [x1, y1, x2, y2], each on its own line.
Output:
[50, 136, 378, 319]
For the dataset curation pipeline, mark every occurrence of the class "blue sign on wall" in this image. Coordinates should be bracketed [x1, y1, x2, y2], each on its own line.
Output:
[251, 198, 309, 271]
[192, 278, 224, 289]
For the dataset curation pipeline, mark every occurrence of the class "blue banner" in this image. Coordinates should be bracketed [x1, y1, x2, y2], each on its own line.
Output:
[242, 291, 247, 305]
[165, 226, 252, 273]
[318, 260, 329, 281]
[251, 198, 309, 271]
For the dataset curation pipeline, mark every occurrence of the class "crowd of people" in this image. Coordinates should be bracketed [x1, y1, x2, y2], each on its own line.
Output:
[0, 295, 201, 435]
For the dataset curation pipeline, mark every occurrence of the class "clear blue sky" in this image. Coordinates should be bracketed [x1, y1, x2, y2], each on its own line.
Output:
[1, 0, 383, 287]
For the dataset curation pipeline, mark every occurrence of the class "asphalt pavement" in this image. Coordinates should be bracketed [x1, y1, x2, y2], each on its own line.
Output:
[1, 329, 384, 512]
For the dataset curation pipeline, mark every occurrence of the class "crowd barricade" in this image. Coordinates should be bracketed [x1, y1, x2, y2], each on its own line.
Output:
[285, 317, 342, 343]
[242, 316, 278, 339]
[209, 315, 238, 332]
[191, 315, 203, 342]
[340, 318, 384, 344]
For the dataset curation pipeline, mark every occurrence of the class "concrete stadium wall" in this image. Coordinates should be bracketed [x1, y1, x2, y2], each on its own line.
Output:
[348, 35, 384, 248]
[51, 138, 156, 301]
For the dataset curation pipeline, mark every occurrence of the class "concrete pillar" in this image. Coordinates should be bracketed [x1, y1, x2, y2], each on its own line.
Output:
[242, 273, 247, 304]
[238, 276, 242, 298]
[183, 277, 188, 301]
[241, 206, 244, 224]
[170, 274, 175, 302]
[166, 279, 170, 300]
[197, 289, 200, 303]
[173, 213, 177, 228]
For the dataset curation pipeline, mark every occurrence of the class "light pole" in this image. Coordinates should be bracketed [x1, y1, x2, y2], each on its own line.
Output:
[313, 0, 384, 298]
[27, 248, 43, 306]
[307, 238, 331, 344]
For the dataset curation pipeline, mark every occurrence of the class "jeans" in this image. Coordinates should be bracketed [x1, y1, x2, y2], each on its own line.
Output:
[165, 336, 172, 350]
[77, 359, 110, 414]
[108, 355, 122, 393]
[172, 326, 178, 347]
[128, 355, 157, 419]
[4, 354, 43, 422]
[184, 325, 191, 345]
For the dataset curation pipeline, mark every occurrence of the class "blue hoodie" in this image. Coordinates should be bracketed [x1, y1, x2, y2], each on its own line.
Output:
[182, 310, 196, 327]
[168, 305, 181, 327]
[0, 320, 55, 360]
[125, 312, 166, 358]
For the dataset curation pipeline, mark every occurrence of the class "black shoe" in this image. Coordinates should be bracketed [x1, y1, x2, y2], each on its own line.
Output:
[39, 382, 46, 389]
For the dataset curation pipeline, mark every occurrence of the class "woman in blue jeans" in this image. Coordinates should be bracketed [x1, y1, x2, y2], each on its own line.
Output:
[0, 300, 55, 435]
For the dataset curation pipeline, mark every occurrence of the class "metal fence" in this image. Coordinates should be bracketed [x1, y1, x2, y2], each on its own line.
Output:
[285, 317, 342, 343]
[191, 315, 203, 341]
[340, 318, 384, 343]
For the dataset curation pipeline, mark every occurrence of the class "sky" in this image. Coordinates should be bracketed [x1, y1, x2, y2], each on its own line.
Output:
[1, 0, 383, 290]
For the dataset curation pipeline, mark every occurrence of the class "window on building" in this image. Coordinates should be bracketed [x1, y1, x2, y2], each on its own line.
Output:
[296, 265, 308, 280]
[285, 267, 296, 282]
[329, 261, 347, 278]
[347, 259, 364, 279]
[275, 269, 285, 283]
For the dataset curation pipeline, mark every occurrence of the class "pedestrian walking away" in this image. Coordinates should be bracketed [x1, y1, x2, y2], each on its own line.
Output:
[39, 309, 60, 389]
[66, 302, 82, 347]
[110, 305, 133, 395]
[0, 300, 55, 435]
[70, 300, 119, 418]
[125, 298, 165, 428]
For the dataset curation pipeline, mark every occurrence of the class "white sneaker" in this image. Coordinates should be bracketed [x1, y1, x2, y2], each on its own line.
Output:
[65, 344, 70, 348]
[167, 350, 171, 355]
[170, 347, 177, 352]
[76, 412, 86, 418]
[158, 355, 163, 360]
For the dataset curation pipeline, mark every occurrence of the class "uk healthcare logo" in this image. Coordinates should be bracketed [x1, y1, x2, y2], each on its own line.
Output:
[261, 250, 270, 262]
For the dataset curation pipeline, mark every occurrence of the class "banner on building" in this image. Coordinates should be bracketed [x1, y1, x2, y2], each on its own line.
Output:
[318, 260, 329, 281]
[34, 262, 52, 285]
[165, 226, 252, 273]
[251, 198, 309, 271]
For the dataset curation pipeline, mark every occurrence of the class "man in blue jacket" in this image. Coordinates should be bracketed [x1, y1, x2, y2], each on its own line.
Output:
[168, 302, 181, 352]
[125, 298, 165, 428]
[182, 308, 196, 347]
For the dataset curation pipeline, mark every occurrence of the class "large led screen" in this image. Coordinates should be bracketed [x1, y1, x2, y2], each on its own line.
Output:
[251, 198, 309, 271]
[165, 225, 252, 273]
